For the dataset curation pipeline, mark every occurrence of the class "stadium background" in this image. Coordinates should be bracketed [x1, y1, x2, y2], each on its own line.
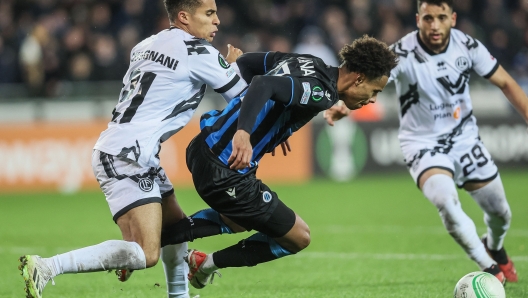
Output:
[0, 0, 527, 297]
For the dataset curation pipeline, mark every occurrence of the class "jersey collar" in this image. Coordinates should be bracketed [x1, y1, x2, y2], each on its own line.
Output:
[416, 31, 450, 56]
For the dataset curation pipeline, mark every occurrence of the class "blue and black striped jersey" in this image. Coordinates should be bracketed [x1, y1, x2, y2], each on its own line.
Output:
[199, 52, 339, 173]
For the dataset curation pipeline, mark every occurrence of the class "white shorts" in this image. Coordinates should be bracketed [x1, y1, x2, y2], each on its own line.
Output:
[92, 149, 174, 222]
[403, 137, 498, 188]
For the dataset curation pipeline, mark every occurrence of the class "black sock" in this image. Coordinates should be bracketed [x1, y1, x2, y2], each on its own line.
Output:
[213, 239, 278, 268]
[489, 248, 509, 265]
[161, 209, 231, 247]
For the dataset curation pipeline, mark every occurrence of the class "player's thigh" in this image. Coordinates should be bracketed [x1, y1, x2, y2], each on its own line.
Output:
[92, 150, 164, 255]
[451, 139, 498, 189]
[156, 169, 186, 227]
[405, 148, 455, 189]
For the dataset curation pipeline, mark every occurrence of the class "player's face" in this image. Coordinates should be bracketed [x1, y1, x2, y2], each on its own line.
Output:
[416, 2, 456, 53]
[340, 75, 388, 110]
[187, 0, 220, 42]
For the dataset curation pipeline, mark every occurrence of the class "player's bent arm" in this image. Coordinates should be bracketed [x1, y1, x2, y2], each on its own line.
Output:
[237, 75, 293, 133]
[488, 65, 528, 124]
[236, 51, 292, 84]
[229, 76, 293, 170]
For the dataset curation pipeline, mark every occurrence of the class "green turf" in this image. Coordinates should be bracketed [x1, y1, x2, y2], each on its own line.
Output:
[1, 171, 527, 297]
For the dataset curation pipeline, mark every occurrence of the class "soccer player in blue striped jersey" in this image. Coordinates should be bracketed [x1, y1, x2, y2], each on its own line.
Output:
[160, 35, 398, 289]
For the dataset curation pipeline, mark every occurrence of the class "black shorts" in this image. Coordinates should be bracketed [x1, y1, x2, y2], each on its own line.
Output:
[186, 133, 296, 238]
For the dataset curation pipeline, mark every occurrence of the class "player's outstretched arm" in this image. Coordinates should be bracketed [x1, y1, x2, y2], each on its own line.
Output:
[323, 101, 350, 126]
[488, 65, 528, 124]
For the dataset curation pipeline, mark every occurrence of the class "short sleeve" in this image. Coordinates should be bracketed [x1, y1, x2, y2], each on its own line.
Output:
[187, 39, 248, 101]
[289, 77, 336, 111]
[467, 36, 499, 79]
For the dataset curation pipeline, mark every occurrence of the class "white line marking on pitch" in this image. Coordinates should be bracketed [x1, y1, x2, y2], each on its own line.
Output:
[298, 252, 528, 262]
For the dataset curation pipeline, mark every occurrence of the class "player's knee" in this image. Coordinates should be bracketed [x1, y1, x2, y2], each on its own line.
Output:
[290, 224, 311, 253]
[143, 248, 160, 268]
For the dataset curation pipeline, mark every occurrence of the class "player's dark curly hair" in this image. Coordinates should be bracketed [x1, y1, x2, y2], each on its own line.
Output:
[339, 35, 398, 81]
[164, 0, 203, 21]
[417, 0, 453, 11]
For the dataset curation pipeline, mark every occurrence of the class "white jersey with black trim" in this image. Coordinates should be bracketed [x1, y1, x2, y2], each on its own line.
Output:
[389, 29, 499, 147]
[94, 28, 247, 167]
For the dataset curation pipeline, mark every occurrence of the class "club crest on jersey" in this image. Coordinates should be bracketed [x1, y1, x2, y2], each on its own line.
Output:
[300, 82, 311, 104]
[312, 86, 323, 102]
[455, 57, 470, 71]
[262, 191, 272, 203]
[218, 53, 230, 69]
[138, 178, 154, 192]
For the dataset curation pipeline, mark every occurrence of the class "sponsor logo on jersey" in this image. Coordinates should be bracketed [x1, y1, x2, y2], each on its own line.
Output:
[432, 105, 462, 121]
[218, 53, 230, 69]
[453, 107, 461, 119]
[262, 191, 272, 203]
[437, 61, 447, 71]
[455, 57, 470, 71]
[138, 178, 154, 192]
[429, 99, 464, 111]
[226, 187, 236, 198]
[312, 86, 324, 101]
[297, 57, 315, 76]
[325, 90, 332, 101]
[300, 82, 311, 104]
[184, 39, 211, 55]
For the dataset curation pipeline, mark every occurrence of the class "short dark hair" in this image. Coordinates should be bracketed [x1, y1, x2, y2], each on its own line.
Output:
[339, 35, 398, 81]
[417, 0, 453, 12]
[164, 0, 203, 21]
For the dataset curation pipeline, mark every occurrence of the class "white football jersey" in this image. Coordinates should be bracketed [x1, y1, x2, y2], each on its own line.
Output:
[94, 28, 247, 167]
[389, 29, 499, 147]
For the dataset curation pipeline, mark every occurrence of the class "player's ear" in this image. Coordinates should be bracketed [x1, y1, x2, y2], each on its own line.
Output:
[177, 11, 190, 25]
[451, 11, 457, 27]
[355, 74, 365, 87]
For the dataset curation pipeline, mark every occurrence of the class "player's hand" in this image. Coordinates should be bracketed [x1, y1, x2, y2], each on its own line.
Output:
[324, 101, 350, 126]
[228, 130, 253, 170]
[226, 44, 243, 64]
[271, 140, 291, 156]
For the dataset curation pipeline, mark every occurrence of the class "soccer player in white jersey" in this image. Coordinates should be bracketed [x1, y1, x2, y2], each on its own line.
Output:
[325, 0, 528, 284]
[18, 1, 248, 297]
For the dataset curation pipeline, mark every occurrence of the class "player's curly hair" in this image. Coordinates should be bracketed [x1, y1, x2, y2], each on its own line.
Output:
[339, 35, 398, 81]
[164, 0, 203, 21]
[417, 0, 453, 11]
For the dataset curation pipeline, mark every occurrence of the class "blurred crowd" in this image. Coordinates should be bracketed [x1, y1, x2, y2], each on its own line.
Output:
[1, 0, 528, 97]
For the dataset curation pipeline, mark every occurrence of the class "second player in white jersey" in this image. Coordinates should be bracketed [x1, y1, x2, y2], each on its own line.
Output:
[389, 28, 498, 146]
[94, 27, 247, 168]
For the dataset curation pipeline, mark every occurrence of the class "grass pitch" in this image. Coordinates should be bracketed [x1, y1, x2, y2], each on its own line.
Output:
[1, 171, 527, 297]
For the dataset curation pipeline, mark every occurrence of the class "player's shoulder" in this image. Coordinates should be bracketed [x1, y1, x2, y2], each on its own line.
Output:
[390, 31, 418, 60]
[450, 28, 481, 51]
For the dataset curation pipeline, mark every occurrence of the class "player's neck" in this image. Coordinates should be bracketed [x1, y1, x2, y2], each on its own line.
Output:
[417, 31, 450, 55]
[170, 23, 191, 36]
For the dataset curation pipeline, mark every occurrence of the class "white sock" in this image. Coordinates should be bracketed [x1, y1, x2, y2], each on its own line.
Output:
[422, 174, 494, 269]
[48, 240, 146, 276]
[161, 243, 189, 298]
[468, 174, 512, 251]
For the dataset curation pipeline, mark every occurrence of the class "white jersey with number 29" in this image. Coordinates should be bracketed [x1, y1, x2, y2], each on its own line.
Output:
[389, 29, 499, 148]
[94, 28, 247, 168]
